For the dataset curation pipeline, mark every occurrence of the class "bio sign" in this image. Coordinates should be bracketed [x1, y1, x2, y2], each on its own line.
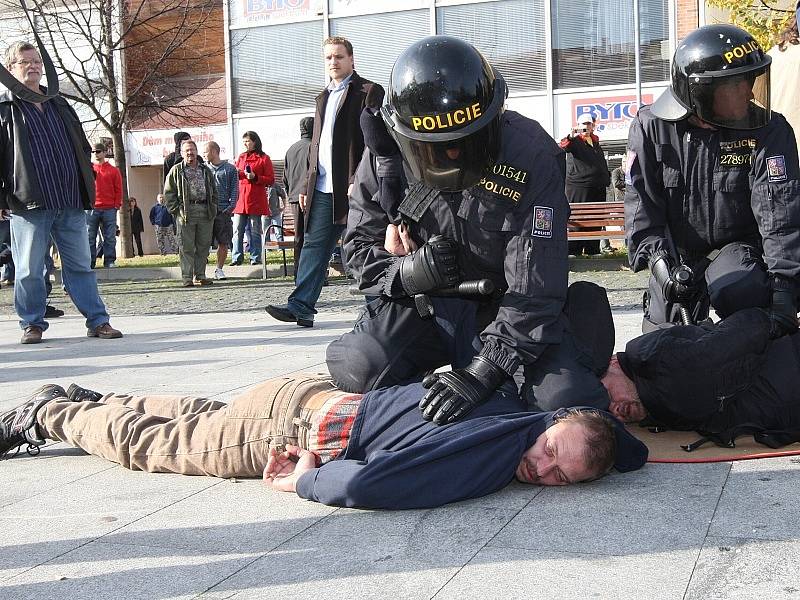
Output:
[242, 0, 311, 22]
[571, 94, 653, 134]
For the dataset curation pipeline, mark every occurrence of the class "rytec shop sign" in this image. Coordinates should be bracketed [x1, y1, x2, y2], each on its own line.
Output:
[127, 126, 231, 167]
[572, 95, 653, 134]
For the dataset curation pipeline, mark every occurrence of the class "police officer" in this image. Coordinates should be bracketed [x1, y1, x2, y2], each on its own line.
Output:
[625, 24, 800, 336]
[326, 36, 611, 425]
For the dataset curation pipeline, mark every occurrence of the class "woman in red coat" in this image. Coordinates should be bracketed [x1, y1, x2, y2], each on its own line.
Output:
[232, 131, 275, 265]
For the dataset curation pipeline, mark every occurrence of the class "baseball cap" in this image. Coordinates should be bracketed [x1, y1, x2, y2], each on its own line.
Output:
[577, 113, 594, 126]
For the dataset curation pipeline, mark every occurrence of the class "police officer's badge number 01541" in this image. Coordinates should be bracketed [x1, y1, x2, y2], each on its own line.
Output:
[476, 163, 529, 204]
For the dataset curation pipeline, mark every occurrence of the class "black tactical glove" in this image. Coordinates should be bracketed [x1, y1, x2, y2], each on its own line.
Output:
[767, 286, 798, 339]
[398, 235, 459, 296]
[649, 250, 695, 303]
[420, 356, 509, 425]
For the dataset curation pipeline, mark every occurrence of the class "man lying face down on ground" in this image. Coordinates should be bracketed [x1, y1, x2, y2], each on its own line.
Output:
[602, 307, 800, 449]
[0, 373, 647, 510]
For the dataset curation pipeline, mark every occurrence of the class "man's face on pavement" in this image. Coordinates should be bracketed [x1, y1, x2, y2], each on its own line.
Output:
[516, 421, 595, 486]
[9, 48, 43, 89]
[181, 141, 198, 166]
[324, 43, 354, 84]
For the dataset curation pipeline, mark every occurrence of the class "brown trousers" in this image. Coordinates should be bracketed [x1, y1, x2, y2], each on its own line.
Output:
[37, 375, 341, 478]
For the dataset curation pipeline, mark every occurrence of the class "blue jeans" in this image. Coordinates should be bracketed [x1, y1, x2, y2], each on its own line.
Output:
[86, 208, 117, 266]
[11, 208, 110, 331]
[262, 215, 284, 241]
[288, 191, 345, 321]
[232, 213, 262, 264]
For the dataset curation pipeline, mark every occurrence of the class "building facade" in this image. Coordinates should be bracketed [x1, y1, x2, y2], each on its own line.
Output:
[225, 0, 702, 174]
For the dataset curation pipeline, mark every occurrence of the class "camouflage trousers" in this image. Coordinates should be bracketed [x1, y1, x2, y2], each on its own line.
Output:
[154, 225, 178, 255]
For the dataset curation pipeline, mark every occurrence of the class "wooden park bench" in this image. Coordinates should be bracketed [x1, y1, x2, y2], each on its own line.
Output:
[262, 209, 296, 278]
[567, 201, 626, 241]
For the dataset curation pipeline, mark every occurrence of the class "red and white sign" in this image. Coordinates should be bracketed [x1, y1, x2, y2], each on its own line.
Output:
[126, 125, 232, 167]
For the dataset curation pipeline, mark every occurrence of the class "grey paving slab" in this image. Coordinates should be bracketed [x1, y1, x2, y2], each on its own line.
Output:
[201, 527, 491, 600]
[0, 449, 114, 508]
[1, 465, 218, 581]
[708, 456, 800, 541]
[0, 540, 260, 600]
[102, 480, 335, 554]
[435, 546, 698, 600]
[685, 536, 800, 600]
[3, 281, 792, 600]
[489, 462, 731, 555]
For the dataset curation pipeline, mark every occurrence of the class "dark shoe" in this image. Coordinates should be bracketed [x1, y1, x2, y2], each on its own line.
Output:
[0, 384, 67, 459]
[87, 323, 123, 339]
[182, 280, 194, 287]
[265, 304, 314, 327]
[44, 305, 64, 318]
[250, 260, 262, 266]
[67, 383, 103, 403]
[231, 258, 243, 266]
[194, 278, 213, 286]
[21, 326, 43, 345]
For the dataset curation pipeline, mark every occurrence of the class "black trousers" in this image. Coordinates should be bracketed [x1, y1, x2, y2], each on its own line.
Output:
[326, 284, 611, 412]
[643, 242, 771, 332]
[132, 232, 144, 257]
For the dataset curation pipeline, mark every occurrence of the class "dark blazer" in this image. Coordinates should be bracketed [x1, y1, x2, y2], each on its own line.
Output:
[0, 89, 95, 212]
[303, 71, 384, 225]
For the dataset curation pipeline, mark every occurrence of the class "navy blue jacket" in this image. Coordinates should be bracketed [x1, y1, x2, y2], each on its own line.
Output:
[149, 203, 174, 227]
[295, 382, 647, 509]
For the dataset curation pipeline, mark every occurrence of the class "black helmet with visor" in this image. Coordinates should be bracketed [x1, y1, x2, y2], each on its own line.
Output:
[381, 36, 507, 191]
[651, 24, 771, 130]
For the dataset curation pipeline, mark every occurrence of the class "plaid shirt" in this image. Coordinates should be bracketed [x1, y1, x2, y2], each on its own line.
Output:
[307, 392, 363, 464]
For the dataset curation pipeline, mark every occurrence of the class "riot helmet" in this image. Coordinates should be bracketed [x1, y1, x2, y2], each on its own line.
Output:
[651, 24, 771, 130]
[381, 36, 507, 191]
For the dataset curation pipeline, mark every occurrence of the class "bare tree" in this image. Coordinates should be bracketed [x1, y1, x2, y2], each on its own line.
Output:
[1, 0, 226, 256]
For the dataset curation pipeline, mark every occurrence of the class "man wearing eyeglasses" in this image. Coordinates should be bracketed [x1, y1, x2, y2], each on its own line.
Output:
[0, 41, 122, 344]
[559, 113, 611, 257]
[88, 142, 122, 268]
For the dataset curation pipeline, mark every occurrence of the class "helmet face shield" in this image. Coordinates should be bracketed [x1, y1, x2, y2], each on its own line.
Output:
[381, 35, 508, 192]
[689, 66, 770, 130]
[391, 118, 502, 191]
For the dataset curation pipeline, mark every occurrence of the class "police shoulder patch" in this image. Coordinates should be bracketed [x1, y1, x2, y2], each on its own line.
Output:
[767, 155, 788, 182]
[533, 206, 553, 238]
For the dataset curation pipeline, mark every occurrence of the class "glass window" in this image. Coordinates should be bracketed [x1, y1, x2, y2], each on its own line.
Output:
[329, 9, 430, 92]
[231, 20, 324, 113]
[436, 0, 547, 93]
[551, 0, 669, 89]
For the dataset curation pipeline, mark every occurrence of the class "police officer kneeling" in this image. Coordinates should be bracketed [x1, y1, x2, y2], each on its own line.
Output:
[626, 24, 800, 336]
[326, 36, 611, 425]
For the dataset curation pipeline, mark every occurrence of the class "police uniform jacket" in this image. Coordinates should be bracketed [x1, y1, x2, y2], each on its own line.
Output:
[618, 308, 800, 437]
[625, 105, 800, 288]
[345, 111, 570, 376]
[0, 89, 95, 212]
[295, 381, 647, 509]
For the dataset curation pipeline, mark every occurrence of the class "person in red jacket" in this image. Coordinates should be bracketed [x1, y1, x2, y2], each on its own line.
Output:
[88, 142, 123, 268]
[232, 131, 274, 266]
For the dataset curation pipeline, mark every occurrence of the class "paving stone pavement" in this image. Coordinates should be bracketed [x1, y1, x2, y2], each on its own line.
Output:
[2, 270, 799, 599]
